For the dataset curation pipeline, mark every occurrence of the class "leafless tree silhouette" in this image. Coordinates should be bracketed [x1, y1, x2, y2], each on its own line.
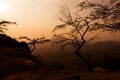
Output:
[0, 20, 16, 34]
[52, 0, 120, 71]
[19, 36, 50, 55]
[77, 0, 120, 31]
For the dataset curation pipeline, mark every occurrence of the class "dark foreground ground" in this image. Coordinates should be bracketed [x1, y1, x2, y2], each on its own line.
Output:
[0, 56, 120, 80]
[0, 47, 120, 80]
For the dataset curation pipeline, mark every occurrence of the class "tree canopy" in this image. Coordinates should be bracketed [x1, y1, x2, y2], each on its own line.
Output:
[52, 0, 120, 71]
[77, 0, 120, 31]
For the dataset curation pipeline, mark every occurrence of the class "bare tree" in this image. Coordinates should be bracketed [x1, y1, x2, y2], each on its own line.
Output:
[19, 36, 50, 55]
[0, 20, 16, 34]
[52, 4, 94, 71]
[77, 0, 120, 31]
[52, 0, 120, 71]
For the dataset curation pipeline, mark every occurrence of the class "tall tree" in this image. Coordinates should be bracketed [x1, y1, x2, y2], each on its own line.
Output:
[52, 0, 120, 71]
[77, 0, 120, 31]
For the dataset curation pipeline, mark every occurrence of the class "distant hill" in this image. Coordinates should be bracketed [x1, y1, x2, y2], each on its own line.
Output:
[83, 41, 120, 55]
[33, 41, 120, 66]
[82, 41, 120, 68]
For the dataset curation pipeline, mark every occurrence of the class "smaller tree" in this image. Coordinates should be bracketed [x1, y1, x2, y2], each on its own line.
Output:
[19, 36, 50, 55]
[0, 20, 16, 34]
[0, 19, 17, 47]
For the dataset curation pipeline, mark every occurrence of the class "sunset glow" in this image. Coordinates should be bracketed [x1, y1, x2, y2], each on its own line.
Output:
[0, 0, 119, 42]
[0, 2, 8, 12]
[0, 0, 120, 79]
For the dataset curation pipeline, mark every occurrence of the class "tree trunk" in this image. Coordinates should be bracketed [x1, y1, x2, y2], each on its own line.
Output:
[75, 40, 93, 71]
[30, 43, 36, 54]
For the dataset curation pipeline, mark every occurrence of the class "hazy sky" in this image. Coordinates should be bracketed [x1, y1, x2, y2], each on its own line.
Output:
[0, 0, 120, 42]
[0, 0, 61, 38]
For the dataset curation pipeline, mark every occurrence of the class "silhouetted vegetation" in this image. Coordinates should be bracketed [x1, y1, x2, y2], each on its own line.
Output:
[0, 20, 50, 79]
[0, 19, 51, 56]
[77, 0, 120, 31]
[0, 0, 120, 79]
[19, 36, 50, 54]
[52, 0, 120, 71]
[0, 34, 18, 47]
[0, 20, 16, 45]
[0, 20, 16, 34]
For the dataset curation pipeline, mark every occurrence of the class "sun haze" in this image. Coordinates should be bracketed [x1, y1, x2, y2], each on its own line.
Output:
[1, 0, 62, 38]
[0, 0, 119, 42]
[0, 2, 8, 13]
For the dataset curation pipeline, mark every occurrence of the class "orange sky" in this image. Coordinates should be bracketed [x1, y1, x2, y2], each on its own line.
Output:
[0, 0, 120, 42]
[0, 0, 61, 38]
